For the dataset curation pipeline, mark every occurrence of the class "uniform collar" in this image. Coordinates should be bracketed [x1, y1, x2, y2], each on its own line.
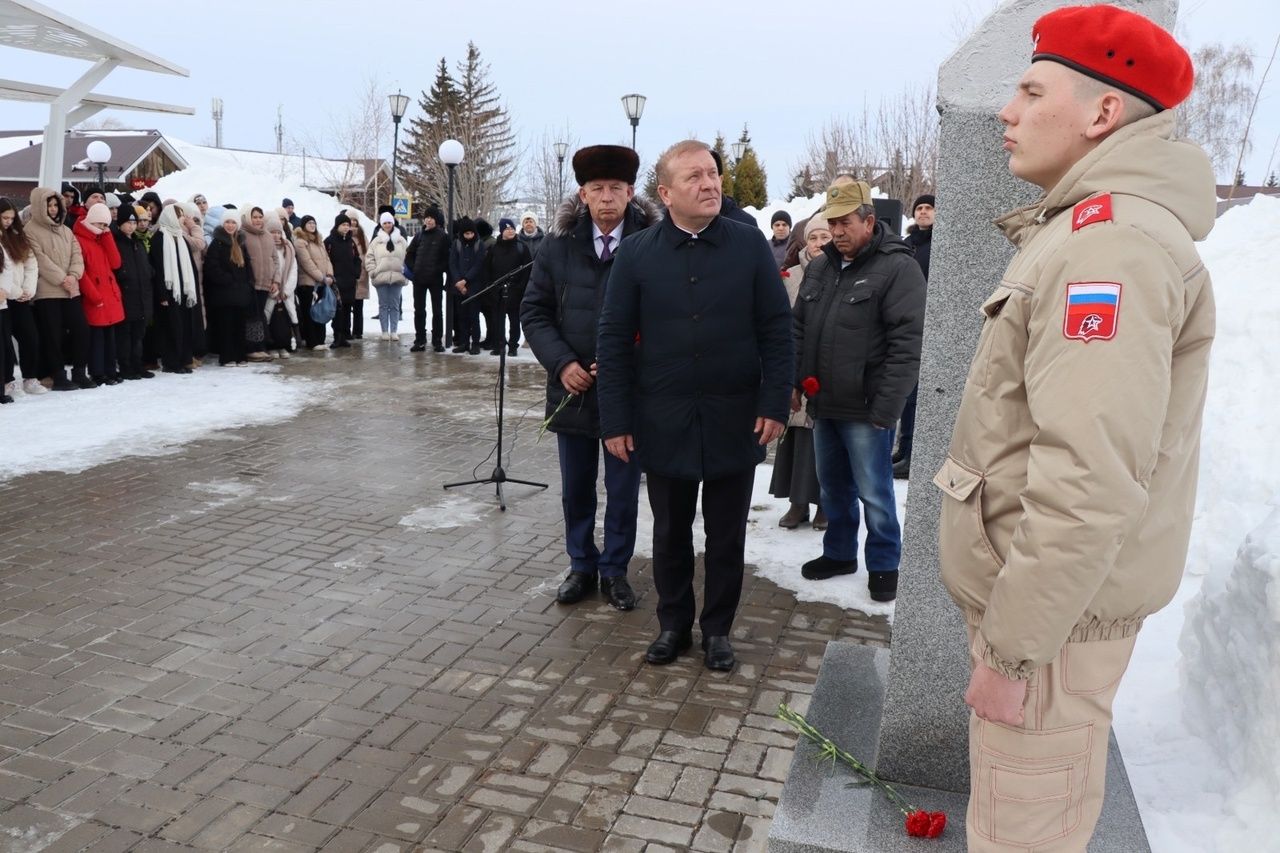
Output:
[662, 213, 722, 246]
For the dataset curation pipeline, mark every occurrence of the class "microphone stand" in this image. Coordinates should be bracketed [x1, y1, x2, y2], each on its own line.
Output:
[443, 260, 546, 511]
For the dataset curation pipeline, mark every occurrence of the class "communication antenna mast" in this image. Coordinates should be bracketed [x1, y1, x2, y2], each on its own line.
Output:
[275, 105, 284, 154]
[211, 97, 224, 148]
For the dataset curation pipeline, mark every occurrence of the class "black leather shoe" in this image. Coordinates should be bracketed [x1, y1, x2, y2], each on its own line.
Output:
[601, 577, 636, 611]
[702, 635, 735, 671]
[646, 629, 693, 665]
[556, 571, 597, 604]
[409, 342, 426, 353]
[451, 345, 468, 353]
[433, 344, 445, 353]
[893, 456, 911, 480]
[868, 571, 898, 602]
[801, 555, 858, 580]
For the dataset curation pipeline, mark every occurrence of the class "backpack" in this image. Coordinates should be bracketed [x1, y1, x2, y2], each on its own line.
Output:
[310, 281, 336, 324]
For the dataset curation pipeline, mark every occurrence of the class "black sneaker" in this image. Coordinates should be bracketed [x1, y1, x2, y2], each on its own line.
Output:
[433, 344, 445, 353]
[410, 343, 426, 353]
[801, 555, 858, 581]
[451, 345, 468, 353]
[869, 571, 898, 602]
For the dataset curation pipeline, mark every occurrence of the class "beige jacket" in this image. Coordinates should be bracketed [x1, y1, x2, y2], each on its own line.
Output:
[240, 216, 279, 293]
[26, 186, 84, 300]
[936, 111, 1216, 680]
[293, 228, 333, 286]
[364, 228, 409, 286]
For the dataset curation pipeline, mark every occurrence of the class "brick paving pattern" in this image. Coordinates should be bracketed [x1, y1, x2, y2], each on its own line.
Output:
[0, 345, 890, 852]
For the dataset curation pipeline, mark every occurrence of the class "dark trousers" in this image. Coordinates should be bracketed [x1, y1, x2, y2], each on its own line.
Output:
[413, 282, 444, 347]
[3, 301, 39, 382]
[332, 301, 353, 344]
[351, 299, 364, 338]
[455, 297, 482, 349]
[485, 298, 521, 351]
[557, 433, 642, 579]
[116, 318, 146, 376]
[211, 305, 248, 364]
[88, 325, 118, 378]
[296, 285, 326, 348]
[897, 383, 919, 459]
[34, 297, 89, 379]
[449, 289, 466, 346]
[647, 467, 756, 636]
[161, 304, 194, 371]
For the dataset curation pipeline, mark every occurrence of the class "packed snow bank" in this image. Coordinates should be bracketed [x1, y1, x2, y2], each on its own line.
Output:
[1111, 194, 1280, 852]
[632, 464, 901, 621]
[742, 186, 900, 238]
[0, 366, 326, 481]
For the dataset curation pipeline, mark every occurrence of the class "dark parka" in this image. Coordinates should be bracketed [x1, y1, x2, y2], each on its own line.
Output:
[521, 196, 661, 437]
[202, 229, 256, 308]
[517, 227, 545, 259]
[479, 236, 532, 307]
[325, 230, 361, 302]
[405, 226, 451, 290]
[793, 220, 926, 427]
[596, 214, 794, 480]
[448, 233, 486, 286]
[111, 223, 154, 322]
[904, 224, 932, 279]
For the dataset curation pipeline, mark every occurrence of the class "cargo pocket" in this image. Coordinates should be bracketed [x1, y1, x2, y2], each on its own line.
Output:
[934, 455, 1003, 571]
[974, 720, 1093, 847]
[1061, 636, 1137, 697]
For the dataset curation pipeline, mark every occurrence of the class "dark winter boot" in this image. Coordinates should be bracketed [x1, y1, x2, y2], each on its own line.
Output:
[868, 571, 898, 602]
[778, 504, 809, 529]
[801, 555, 858, 581]
[71, 367, 97, 389]
[893, 456, 911, 480]
[51, 370, 76, 391]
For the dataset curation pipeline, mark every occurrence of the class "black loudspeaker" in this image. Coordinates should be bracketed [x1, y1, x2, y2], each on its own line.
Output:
[873, 197, 903, 235]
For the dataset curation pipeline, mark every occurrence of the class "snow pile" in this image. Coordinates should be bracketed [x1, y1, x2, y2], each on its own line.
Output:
[0, 366, 326, 482]
[146, 138, 375, 234]
[1110, 194, 1280, 852]
[741, 186, 899, 238]
[1180, 509, 1280, 815]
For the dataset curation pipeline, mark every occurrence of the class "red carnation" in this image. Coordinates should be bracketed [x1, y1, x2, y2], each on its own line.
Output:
[926, 811, 947, 838]
[801, 376, 820, 396]
[781, 269, 791, 278]
[905, 810, 931, 837]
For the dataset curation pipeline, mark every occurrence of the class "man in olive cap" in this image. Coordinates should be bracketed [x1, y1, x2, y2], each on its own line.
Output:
[521, 145, 661, 612]
[937, 6, 1214, 849]
[792, 176, 925, 602]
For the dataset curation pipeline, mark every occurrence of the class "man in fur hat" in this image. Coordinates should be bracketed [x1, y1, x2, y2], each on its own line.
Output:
[521, 145, 661, 612]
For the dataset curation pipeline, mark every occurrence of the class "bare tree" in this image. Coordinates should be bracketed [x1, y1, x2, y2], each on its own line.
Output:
[1176, 43, 1255, 178]
[521, 126, 578, 225]
[792, 84, 939, 205]
[1227, 32, 1280, 201]
[288, 74, 392, 211]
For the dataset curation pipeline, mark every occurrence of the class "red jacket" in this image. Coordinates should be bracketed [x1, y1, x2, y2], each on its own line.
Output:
[73, 219, 124, 326]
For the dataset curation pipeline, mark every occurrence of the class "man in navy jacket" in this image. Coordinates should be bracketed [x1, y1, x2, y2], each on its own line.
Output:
[597, 140, 793, 671]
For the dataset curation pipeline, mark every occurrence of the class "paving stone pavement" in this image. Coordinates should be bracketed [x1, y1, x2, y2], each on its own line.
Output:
[0, 343, 891, 852]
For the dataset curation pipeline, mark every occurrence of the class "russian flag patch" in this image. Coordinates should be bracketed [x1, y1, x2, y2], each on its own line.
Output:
[1063, 282, 1121, 342]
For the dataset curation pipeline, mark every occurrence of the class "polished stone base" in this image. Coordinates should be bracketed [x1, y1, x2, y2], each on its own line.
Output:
[768, 642, 1151, 852]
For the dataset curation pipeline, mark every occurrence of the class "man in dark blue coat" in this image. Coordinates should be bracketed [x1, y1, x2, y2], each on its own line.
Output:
[597, 140, 794, 671]
[522, 145, 661, 611]
[449, 218, 486, 354]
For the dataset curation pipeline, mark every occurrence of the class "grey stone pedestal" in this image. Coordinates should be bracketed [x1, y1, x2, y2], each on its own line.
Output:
[768, 643, 1151, 853]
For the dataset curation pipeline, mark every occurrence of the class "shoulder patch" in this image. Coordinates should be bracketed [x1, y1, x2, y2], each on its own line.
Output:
[1072, 194, 1113, 232]
[1063, 281, 1121, 342]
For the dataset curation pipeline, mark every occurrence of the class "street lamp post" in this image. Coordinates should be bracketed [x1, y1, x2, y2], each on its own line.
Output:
[553, 141, 569, 204]
[438, 139, 465, 348]
[620, 94, 646, 150]
[388, 91, 410, 217]
[730, 141, 746, 163]
[86, 140, 111, 190]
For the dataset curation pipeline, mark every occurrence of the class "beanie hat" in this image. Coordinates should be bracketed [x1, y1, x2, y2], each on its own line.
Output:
[475, 218, 494, 239]
[334, 212, 350, 228]
[266, 215, 284, 233]
[912, 194, 935, 212]
[1030, 5, 1194, 111]
[299, 214, 315, 229]
[770, 210, 792, 227]
[804, 217, 831, 240]
[139, 191, 162, 208]
[455, 216, 475, 235]
[133, 204, 148, 221]
[422, 206, 443, 225]
[282, 198, 295, 207]
[379, 212, 395, 225]
[105, 193, 122, 209]
[572, 145, 640, 185]
[498, 218, 516, 233]
[116, 205, 139, 225]
[83, 185, 104, 201]
[520, 211, 537, 226]
[84, 202, 111, 227]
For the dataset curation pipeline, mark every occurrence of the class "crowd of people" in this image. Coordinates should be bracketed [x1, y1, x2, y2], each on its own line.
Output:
[0, 184, 553, 400]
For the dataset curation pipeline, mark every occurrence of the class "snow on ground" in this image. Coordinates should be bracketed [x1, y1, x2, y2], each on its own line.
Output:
[1110, 194, 1280, 852]
[632, 465, 905, 622]
[0, 365, 326, 482]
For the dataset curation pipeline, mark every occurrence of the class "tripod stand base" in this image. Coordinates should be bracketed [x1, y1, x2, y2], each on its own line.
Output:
[444, 467, 548, 511]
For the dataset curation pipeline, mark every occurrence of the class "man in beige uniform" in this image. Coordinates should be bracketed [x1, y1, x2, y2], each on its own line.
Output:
[935, 6, 1215, 851]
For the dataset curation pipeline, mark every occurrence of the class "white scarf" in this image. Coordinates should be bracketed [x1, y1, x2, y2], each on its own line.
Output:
[158, 207, 197, 307]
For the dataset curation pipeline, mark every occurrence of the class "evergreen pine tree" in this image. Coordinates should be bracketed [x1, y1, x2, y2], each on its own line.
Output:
[733, 148, 768, 209]
[1234, 168, 1246, 186]
[1267, 171, 1277, 188]
[400, 58, 461, 218]
[642, 166, 660, 203]
[455, 42, 517, 218]
[712, 133, 734, 197]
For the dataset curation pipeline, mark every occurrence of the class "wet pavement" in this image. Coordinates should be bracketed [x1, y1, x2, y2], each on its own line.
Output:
[0, 341, 890, 852]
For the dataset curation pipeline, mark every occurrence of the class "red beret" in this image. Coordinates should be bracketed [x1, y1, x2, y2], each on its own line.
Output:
[1031, 4, 1194, 111]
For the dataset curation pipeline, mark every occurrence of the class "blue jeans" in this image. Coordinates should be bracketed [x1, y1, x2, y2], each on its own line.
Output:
[813, 418, 901, 572]
[557, 432, 642, 578]
[375, 283, 403, 333]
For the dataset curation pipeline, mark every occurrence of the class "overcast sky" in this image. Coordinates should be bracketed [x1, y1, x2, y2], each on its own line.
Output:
[5, 0, 1278, 198]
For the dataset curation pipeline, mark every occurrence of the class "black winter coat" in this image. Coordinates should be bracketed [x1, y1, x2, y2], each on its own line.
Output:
[202, 230, 256, 309]
[449, 235, 485, 286]
[719, 195, 758, 227]
[325, 231, 360, 301]
[521, 197, 660, 437]
[904, 225, 932, 280]
[597, 215, 794, 480]
[406, 226, 450, 289]
[479, 237, 532, 308]
[517, 227, 545, 259]
[111, 225, 154, 322]
[793, 221, 926, 427]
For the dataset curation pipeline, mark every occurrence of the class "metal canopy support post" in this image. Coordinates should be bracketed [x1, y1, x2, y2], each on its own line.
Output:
[39, 57, 115, 189]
